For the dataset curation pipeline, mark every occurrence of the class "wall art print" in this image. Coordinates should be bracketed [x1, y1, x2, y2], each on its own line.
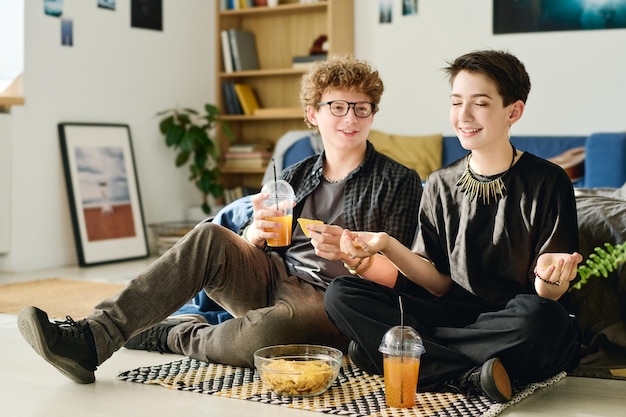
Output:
[494, 0, 626, 34]
[58, 123, 149, 266]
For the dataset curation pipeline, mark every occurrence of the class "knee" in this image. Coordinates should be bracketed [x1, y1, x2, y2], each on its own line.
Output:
[510, 295, 571, 340]
[324, 277, 352, 317]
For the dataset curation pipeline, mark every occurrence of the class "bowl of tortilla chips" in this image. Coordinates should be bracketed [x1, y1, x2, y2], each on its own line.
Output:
[254, 344, 342, 397]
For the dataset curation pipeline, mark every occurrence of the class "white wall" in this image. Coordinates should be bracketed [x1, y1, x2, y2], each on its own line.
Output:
[0, 115, 11, 254]
[0, 0, 214, 273]
[355, 0, 626, 136]
[1, 0, 625, 273]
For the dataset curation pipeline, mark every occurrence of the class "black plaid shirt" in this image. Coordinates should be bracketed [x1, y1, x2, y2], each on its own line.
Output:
[280, 141, 422, 248]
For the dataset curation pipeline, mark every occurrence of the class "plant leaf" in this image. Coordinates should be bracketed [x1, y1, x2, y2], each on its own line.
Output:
[165, 124, 185, 147]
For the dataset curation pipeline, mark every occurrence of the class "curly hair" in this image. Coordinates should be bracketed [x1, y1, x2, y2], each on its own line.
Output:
[443, 50, 531, 106]
[299, 55, 384, 128]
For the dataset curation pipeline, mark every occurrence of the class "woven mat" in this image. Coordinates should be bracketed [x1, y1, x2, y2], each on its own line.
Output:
[118, 356, 566, 417]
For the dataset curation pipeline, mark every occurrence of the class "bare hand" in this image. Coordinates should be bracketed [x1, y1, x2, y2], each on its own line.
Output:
[246, 193, 286, 245]
[535, 252, 583, 286]
[339, 230, 387, 259]
[306, 223, 347, 261]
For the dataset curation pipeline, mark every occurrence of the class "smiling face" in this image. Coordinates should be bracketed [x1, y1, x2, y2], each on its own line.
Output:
[449, 70, 524, 153]
[307, 88, 374, 153]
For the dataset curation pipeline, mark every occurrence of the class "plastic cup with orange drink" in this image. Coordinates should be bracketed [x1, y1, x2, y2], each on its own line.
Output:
[260, 180, 295, 247]
[378, 325, 425, 408]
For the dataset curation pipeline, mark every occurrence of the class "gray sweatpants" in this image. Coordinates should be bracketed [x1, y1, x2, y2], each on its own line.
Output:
[87, 222, 348, 368]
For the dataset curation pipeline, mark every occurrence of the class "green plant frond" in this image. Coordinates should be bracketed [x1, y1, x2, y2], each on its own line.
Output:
[204, 103, 220, 117]
[158, 103, 225, 209]
[174, 113, 192, 127]
[189, 163, 201, 177]
[158, 115, 174, 134]
[165, 124, 185, 147]
[194, 149, 208, 168]
[156, 109, 174, 117]
[180, 128, 202, 153]
[571, 241, 626, 291]
[175, 151, 190, 167]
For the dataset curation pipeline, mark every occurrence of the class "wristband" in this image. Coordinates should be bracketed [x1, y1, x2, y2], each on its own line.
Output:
[344, 257, 365, 275]
[534, 267, 560, 286]
[356, 255, 374, 276]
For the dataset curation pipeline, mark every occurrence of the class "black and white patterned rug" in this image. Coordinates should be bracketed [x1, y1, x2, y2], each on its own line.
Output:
[117, 356, 565, 417]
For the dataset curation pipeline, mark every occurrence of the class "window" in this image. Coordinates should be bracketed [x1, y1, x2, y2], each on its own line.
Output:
[0, 0, 24, 93]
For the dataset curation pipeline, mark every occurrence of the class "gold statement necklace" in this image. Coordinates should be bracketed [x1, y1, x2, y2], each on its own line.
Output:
[456, 142, 517, 204]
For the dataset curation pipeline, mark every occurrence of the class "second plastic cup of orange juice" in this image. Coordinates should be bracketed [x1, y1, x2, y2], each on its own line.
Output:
[261, 180, 295, 247]
[378, 326, 425, 408]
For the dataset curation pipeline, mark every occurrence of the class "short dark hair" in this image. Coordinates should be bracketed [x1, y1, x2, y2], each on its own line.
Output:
[443, 50, 531, 106]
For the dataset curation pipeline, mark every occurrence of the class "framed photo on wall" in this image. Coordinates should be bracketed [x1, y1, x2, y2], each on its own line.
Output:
[58, 123, 149, 266]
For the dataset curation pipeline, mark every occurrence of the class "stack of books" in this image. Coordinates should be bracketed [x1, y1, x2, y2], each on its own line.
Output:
[292, 53, 327, 69]
[220, 0, 268, 11]
[222, 143, 273, 170]
[220, 28, 260, 73]
[222, 81, 260, 116]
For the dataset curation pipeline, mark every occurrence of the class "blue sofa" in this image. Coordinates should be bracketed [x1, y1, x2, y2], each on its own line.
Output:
[443, 133, 626, 188]
[271, 130, 626, 188]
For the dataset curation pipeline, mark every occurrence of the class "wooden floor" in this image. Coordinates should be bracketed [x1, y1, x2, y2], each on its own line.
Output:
[1, 258, 625, 417]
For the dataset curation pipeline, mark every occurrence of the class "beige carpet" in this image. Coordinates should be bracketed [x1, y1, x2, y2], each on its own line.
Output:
[0, 278, 126, 319]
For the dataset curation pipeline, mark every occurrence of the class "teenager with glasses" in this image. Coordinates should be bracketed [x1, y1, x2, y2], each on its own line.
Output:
[17, 56, 423, 384]
[324, 50, 583, 403]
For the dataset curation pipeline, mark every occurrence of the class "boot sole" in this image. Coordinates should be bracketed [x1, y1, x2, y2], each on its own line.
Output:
[480, 358, 512, 403]
[17, 307, 95, 384]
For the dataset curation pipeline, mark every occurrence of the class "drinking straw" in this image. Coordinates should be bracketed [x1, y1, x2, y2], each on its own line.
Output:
[272, 158, 279, 210]
[399, 295, 405, 404]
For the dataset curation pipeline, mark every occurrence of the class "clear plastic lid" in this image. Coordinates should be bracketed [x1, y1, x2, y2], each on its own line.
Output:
[378, 325, 425, 356]
[261, 180, 295, 200]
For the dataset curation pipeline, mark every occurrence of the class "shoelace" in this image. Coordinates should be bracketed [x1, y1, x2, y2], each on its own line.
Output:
[53, 315, 87, 340]
[137, 326, 169, 354]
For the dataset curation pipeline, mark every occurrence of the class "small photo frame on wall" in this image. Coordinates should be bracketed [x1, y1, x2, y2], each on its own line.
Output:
[131, 0, 163, 31]
[58, 123, 149, 266]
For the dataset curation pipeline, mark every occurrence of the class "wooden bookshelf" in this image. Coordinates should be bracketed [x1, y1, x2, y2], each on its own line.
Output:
[216, 0, 354, 190]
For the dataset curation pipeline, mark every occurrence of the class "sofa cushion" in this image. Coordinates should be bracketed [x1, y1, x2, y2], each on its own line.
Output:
[368, 130, 442, 179]
[568, 183, 626, 375]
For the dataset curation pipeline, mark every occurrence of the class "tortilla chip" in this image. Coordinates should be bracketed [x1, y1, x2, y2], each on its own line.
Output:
[297, 218, 324, 237]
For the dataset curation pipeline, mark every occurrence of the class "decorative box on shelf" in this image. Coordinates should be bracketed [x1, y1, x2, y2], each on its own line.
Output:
[149, 221, 198, 256]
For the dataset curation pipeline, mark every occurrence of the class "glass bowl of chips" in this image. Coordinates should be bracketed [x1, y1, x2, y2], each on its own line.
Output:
[254, 344, 343, 397]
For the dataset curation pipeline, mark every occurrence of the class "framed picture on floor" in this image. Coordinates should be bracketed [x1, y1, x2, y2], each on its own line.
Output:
[58, 123, 149, 266]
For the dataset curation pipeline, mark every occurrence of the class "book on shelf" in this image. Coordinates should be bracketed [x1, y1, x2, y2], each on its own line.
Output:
[227, 143, 272, 153]
[220, 30, 234, 73]
[223, 158, 271, 169]
[224, 150, 273, 160]
[292, 53, 327, 69]
[228, 29, 260, 71]
[221, 81, 243, 115]
[221, 0, 257, 10]
[233, 83, 260, 116]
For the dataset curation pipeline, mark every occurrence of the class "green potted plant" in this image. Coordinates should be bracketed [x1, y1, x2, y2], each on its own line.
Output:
[157, 103, 234, 215]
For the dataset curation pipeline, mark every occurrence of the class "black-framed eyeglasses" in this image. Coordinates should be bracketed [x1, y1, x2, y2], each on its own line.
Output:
[317, 100, 375, 118]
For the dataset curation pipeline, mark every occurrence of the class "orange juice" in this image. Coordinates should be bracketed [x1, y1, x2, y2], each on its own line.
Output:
[382, 355, 420, 408]
[264, 215, 293, 247]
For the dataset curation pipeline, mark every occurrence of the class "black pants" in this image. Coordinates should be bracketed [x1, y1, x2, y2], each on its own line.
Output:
[324, 277, 581, 391]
